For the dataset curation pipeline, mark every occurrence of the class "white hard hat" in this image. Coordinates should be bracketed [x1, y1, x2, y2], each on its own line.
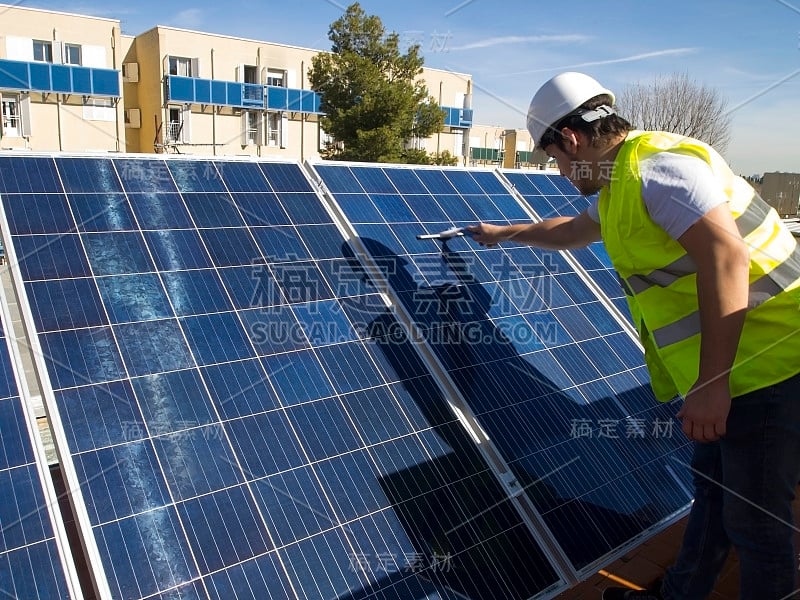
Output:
[527, 72, 615, 147]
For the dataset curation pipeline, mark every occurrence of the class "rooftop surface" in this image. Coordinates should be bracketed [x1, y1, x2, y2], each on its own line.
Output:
[556, 485, 800, 599]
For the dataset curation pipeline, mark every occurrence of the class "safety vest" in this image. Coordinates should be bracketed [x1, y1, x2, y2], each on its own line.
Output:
[597, 131, 800, 401]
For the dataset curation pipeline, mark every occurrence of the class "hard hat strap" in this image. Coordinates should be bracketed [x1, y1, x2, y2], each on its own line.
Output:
[538, 104, 617, 148]
[579, 104, 615, 123]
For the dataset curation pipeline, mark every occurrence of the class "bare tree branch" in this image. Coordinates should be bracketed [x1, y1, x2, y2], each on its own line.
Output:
[617, 72, 732, 155]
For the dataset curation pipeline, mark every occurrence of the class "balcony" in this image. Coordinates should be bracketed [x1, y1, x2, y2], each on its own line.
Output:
[0, 58, 120, 97]
[166, 75, 264, 109]
[165, 76, 469, 124]
[265, 85, 321, 113]
[166, 75, 321, 113]
[165, 121, 183, 143]
[442, 106, 473, 129]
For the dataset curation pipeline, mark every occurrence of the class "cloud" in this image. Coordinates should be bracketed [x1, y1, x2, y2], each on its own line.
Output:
[168, 8, 204, 29]
[495, 47, 700, 77]
[450, 34, 590, 51]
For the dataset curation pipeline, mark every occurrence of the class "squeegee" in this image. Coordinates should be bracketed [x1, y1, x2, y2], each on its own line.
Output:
[416, 226, 473, 241]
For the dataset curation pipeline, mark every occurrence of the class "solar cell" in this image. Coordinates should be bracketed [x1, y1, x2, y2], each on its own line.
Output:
[0, 155, 562, 599]
[0, 274, 81, 598]
[312, 162, 693, 575]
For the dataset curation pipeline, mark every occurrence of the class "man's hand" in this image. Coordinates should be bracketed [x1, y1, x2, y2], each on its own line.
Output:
[676, 378, 731, 442]
[466, 223, 509, 247]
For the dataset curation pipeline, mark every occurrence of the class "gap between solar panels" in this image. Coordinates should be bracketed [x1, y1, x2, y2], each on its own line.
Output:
[0, 264, 84, 599]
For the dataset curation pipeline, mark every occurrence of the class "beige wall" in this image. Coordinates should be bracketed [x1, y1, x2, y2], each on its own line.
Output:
[417, 67, 472, 161]
[0, 3, 123, 152]
[0, 4, 119, 53]
[761, 172, 800, 217]
[120, 33, 140, 152]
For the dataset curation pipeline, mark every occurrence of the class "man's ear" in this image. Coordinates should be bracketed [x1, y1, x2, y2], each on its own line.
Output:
[559, 127, 580, 153]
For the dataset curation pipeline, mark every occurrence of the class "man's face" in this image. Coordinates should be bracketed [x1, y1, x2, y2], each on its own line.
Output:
[543, 143, 604, 196]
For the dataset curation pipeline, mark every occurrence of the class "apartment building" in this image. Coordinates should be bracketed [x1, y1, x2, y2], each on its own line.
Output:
[122, 26, 473, 160]
[760, 171, 800, 217]
[0, 4, 123, 152]
[0, 4, 475, 161]
[468, 124, 551, 169]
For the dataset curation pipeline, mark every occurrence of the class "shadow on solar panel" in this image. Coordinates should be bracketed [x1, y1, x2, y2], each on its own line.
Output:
[358, 237, 692, 569]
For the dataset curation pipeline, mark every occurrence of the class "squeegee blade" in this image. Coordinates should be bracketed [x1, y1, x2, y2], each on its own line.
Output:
[415, 226, 469, 240]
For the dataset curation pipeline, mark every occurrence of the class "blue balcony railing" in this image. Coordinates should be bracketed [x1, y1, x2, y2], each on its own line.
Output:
[167, 75, 264, 108]
[0, 58, 120, 97]
[166, 75, 321, 113]
[163, 75, 474, 125]
[442, 106, 473, 128]
[265, 85, 321, 113]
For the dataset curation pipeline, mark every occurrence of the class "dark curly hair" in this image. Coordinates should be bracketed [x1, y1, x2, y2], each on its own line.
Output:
[539, 94, 632, 150]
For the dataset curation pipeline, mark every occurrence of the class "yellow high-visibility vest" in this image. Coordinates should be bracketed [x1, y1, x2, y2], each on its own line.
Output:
[598, 131, 800, 401]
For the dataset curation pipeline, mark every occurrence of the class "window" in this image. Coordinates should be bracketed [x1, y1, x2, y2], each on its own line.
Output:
[266, 112, 280, 147]
[64, 44, 82, 66]
[266, 69, 285, 87]
[1, 96, 20, 137]
[83, 98, 115, 122]
[319, 127, 334, 152]
[242, 110, 261, 146]
[33, 40, 53, 63]
[243, 65, 258, 84]
[169, 56, 193, 77]
[167, 107, 184, 142]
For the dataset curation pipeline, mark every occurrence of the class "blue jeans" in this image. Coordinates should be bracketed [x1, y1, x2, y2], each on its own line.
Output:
[661, 372, 800, 600]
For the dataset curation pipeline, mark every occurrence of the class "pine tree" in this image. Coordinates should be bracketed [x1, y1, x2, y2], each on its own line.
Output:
[309, 3, 445, 163]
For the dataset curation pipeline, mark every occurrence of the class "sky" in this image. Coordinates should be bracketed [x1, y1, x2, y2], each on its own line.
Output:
[19, 0, 800, 176]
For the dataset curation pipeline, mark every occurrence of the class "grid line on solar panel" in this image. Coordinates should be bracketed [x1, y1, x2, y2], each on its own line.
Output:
[1, 155, 564, 600]
[0, 275, 81, 599]
[312, 161, 693, 576]
[501, 171, 632, 321]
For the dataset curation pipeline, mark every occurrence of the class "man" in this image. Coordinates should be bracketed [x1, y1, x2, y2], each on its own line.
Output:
[468, 72, 800, 600]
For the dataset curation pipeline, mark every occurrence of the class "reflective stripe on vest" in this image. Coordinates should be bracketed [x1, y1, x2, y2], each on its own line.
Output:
[623, 195, 773, 296]
[651, 242, 800, 348]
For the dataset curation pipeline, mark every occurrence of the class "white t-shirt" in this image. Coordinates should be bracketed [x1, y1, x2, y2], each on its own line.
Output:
[587, 151, 729, 239]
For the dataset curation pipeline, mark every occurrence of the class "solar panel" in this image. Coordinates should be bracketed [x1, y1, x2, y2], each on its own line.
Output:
[501, 171, 631, 320]
[0, 154, 563, 599]
[0, 271, 82, 598]
[311, 162, 693, 576]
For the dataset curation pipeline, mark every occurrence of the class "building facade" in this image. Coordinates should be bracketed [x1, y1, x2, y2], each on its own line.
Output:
[121, 26, 473, 161]
[0, 4, 124, 152]
[760, 172, 800, 217]
[468, 124, 552, 169]
[0, 4, 474, 162]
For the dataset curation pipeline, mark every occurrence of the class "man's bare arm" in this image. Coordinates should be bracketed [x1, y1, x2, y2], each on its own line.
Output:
[675, 203, 750, 442]
[467, 210, 601, 249]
